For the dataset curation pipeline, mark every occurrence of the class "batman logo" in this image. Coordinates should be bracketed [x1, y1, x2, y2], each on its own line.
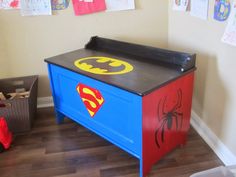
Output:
[77, 83, 104, 117]
[74, 56, 133, 75]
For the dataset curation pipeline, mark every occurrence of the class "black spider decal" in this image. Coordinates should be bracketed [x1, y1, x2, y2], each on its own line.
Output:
[155, 89, 183, 148]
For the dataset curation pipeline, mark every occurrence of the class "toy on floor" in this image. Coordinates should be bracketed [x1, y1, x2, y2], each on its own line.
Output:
[0, 117, 12, 152]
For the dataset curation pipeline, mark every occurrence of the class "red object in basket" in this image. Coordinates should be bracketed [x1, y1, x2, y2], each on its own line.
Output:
[0, 117, 12, 149]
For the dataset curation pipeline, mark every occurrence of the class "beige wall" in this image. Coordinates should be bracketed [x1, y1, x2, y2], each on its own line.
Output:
[0, 0, 168, 97]
[168, 0, 236, 156]
[0, 22, 9, 78]
[1, 0, 235, 162]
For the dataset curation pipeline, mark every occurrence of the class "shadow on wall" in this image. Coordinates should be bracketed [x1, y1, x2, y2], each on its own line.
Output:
[193, 53, 228, 137]
[192, 52, 209, 116]
[169, 44, 228, 139]
[38, 75, 52, 98]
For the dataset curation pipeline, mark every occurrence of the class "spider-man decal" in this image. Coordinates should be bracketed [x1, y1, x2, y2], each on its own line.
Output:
[155, 89, 183, 148]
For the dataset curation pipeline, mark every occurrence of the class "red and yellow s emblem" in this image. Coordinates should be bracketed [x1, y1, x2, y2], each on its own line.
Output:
[76, 83, 104, 117]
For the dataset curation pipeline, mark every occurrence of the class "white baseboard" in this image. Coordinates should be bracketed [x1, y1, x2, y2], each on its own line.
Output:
[191, 110, 236, 166]
[37, 96, 54, 108]
[36, 96, 236, 165]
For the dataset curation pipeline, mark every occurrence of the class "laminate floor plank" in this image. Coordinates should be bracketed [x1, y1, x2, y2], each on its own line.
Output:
[0, 107, 223, 177]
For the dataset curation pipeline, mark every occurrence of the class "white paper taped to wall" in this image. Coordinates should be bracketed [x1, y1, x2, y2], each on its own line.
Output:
[0, 0, 20, 9]
[20, 0, 52, 16]
[105, 0, 135, 12]
[190, 0, 209, 20]
[172, 0, 189, 11]
[222, 0, 236, 47]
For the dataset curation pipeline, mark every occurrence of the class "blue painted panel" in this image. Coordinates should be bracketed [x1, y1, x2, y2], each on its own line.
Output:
[48, 64, 142, 158]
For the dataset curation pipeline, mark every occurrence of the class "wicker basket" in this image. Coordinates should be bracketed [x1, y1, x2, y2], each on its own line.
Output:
[0, 75, 38, 133]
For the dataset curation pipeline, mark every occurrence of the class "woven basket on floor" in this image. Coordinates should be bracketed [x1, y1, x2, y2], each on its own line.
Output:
[0, 75, 38, 133]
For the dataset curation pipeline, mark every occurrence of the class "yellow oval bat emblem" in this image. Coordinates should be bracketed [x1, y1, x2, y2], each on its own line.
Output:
[74, 56, 133, 75]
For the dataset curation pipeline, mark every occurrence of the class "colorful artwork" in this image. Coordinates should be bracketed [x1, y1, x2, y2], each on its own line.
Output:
[175, 0, 180, 5]
[0, 0, 20, 9]
[222, 0, 236, 46]
[172, 0, 189, 11]
[20, 0, 52, 16]
[155, 89, 183, 148]
[214, 0, 231, 21]
[72, 0, 106, 15]
[74, 56, 134, 75]
[51, 0, 69, 10]
[76, 83, 104, 117]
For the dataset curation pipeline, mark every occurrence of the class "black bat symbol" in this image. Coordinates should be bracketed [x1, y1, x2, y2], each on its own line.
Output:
[79, 59, 126, 73]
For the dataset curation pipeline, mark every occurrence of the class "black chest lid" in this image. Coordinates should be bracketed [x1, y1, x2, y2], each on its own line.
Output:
[45, 36, 196, 96]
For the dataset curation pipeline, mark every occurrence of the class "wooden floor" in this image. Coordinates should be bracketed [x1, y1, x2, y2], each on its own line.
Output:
[0, 108, 223, 177]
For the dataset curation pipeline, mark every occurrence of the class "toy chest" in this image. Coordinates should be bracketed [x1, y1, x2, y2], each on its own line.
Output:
[0, 75, 38, 133]
[45, 36, 196, 177]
